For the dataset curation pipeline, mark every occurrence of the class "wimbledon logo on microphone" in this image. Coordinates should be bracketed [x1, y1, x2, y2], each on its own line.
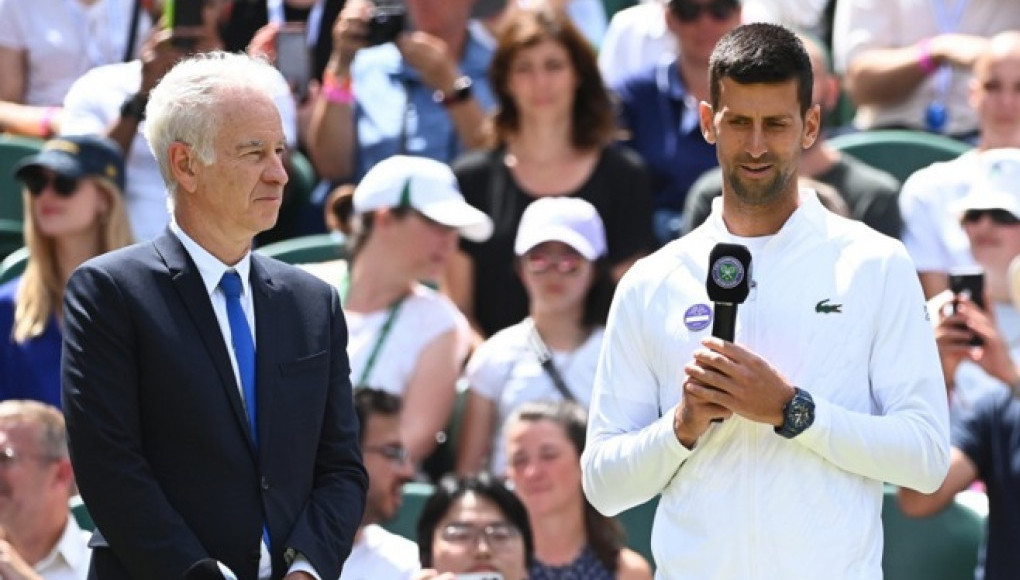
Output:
[711, 257, 745, 289]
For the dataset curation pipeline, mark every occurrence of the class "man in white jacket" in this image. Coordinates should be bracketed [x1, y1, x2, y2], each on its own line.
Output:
[581, 23, 950, 579]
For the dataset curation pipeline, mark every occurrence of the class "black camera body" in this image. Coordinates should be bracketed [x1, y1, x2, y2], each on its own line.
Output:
[367, 4, 406, 46]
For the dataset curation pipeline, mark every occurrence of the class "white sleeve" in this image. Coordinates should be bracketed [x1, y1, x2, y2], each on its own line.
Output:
[898, 169, 949, 273]
[832, 0, 897, 74]
[0, 0, 24, 51]
[60, 70, 112, 135]
[464, 333, 514, 403]
[580, 268, 691, 517]
[268, 68, 298, 148]
[795, 245, 951, 493]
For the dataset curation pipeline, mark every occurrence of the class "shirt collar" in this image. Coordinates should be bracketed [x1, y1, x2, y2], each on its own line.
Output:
[170, 219, 253, 299]
[35, 516, 89, 573]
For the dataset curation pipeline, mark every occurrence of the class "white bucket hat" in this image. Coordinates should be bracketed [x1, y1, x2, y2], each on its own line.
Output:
[952, 148, 1020, 221]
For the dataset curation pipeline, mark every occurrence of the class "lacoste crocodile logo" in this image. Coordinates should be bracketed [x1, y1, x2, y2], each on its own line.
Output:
[815, 299, 842, 314]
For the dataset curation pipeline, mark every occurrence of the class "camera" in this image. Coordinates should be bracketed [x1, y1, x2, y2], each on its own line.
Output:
[949, 267, 986, 347]
[366, 4, 406, 46]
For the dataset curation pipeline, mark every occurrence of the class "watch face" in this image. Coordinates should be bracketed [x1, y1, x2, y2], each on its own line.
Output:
[790, 402, 811, 429]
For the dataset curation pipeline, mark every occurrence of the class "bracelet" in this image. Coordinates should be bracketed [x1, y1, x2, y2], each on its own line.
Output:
[321, 70, 354, 106]
[40, 106, 57, 138]
[918, 38, 938, 75]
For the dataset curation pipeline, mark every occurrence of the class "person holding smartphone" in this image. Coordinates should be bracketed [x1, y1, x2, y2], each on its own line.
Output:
[901, 148, 1020, 580]
[927, 149, 1020, 423]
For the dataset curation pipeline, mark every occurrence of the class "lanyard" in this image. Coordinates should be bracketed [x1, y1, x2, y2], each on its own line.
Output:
[339, 270, 407, 388]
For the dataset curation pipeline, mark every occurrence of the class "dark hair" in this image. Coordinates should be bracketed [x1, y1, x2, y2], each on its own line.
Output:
[353, 388, 402, 441]
[488, 6, 614, 149]
[416, 473, 534, 569]
[326, 185, 413, 261]
[709, 23, 813, 116]
[508, 399, 625, 573]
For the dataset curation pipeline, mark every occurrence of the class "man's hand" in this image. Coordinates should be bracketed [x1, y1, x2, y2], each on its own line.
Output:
[396, 32, 460, 93]
[139, 28, 188, 95]
[674, 378, 733, 448]
[328, 0, 373, 76]
[0, 539, 44, 580]
[684, 338, 796, 427]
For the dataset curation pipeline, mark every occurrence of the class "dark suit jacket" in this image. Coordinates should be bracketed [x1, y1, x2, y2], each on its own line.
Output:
[61, 231, 368, 580]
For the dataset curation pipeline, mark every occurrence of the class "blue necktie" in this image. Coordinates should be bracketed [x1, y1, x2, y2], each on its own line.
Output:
[220, 271, 257, 447]
[220, 271, 271, 553]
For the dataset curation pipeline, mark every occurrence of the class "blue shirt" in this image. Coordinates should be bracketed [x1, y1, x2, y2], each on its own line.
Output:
[0, 277, 63, 408]
[350, 28, 495, 180]
[614, 57, 718, 211]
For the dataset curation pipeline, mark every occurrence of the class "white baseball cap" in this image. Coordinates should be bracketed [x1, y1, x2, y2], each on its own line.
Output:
[953, 148, 1020, 220]
[354, 155, 493, 242]
[514, 197, 607, 260]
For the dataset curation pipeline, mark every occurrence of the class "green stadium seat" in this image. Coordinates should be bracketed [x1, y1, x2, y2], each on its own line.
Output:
[69, 495, 95, 531]
[0, 218, 23, 263]
[0, 135, 44, 226]
[0, 244, 28, 284]
[255, 232, 347, 265]
[881, 485, 985, 580]
[828, 129, 972, 183]
[617, 495, 659, 570]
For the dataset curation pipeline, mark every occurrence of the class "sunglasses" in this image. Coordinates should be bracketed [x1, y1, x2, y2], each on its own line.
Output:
[962, 208, 1020, 226]
[23, 172, 79, 198]
[671, 0, 739, 23]
[522, 250, 584, 275]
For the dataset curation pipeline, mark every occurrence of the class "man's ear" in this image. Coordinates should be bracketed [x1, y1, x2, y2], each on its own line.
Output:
[169, 142, 198, 194]
[802, 104, 821, 150]
[700, 101, 717, 144]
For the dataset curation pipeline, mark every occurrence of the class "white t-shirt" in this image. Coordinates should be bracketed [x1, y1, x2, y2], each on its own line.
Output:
[597, 3, 676, 88]
[339, 524, 420, 580]
[61, 60, 298, 242]
[0, 0, 150, 106]
[301, 260, 470, 395]
[899, 151, 980, 273]
[466, 319, 604, 476]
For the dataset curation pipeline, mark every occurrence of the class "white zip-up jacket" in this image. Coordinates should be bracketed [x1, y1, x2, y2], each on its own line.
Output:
[581, 191, 950, 580]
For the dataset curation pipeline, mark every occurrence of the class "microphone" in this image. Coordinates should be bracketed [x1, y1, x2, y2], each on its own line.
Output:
[705, 243, 752, 342]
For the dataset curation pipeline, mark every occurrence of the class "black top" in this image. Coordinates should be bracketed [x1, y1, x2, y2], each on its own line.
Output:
[954, 390, 1020, 580]
[681, 153, 903, 239]
[454, 145, 654, 337]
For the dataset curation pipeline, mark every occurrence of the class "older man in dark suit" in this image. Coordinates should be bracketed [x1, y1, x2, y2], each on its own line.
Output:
[61, 51, 367, 580]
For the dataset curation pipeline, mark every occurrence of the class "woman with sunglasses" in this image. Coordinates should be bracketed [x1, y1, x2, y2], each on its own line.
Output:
[0, 135, 132, 407]
[302, 155, 492, 470]
[413, 473, 533, 580]
[448, 5, 653, 341]
[505, 400, 652, 579]
[456, 197, 614, 478]
[927, 149, 1020, 424]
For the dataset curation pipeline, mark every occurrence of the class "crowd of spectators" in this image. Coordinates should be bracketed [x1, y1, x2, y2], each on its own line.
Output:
[1, 0, 1019, 578]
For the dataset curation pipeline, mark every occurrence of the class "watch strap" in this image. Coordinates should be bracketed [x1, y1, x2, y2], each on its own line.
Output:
[433, 76, 473, 107]
[120, 92, 148, 121]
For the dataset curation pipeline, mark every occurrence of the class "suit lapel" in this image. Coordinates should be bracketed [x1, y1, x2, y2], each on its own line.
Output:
[250, 254, 279, 461]
[154, 233, 256, 456]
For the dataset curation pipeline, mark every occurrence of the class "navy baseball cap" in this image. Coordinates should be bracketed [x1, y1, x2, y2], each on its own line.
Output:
[14, 135, 125, 191]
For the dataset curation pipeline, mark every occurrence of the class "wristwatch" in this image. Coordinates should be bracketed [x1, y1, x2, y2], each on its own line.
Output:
[120, 92, 148, 121]
[775, 387, 815, 439]
[433, 76, 473, 107]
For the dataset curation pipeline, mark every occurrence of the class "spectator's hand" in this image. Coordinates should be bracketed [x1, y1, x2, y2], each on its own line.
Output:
[329, 0, 373, 75]
[396, 32, 460, 93]
[930, 290, 974, 389]
[960, 293, 1020, 387]
[248, 22, 281, 63]
[0, 539, 44, 580]
[139, 27, 188, 95]
[930, 33, 991, 70]
[684, 338, 796, 428]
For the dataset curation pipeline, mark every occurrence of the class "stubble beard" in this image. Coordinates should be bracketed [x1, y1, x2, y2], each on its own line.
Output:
[725, 163, 798, 207]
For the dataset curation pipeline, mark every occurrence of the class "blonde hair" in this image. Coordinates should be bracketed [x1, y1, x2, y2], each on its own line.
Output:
[0, 399, 68, 459]
[12, 178, 133, 343]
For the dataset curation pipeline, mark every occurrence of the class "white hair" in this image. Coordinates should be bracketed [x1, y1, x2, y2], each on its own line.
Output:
[144, 51, 284, 201]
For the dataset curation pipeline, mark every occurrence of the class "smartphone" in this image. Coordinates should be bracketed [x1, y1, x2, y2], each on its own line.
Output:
[166, 0, 204, 50]
[456, 573, 504, 580]
[366, 3, 406, 46]
[275, 24, 311, 102]
[949, 267, 986, 346]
